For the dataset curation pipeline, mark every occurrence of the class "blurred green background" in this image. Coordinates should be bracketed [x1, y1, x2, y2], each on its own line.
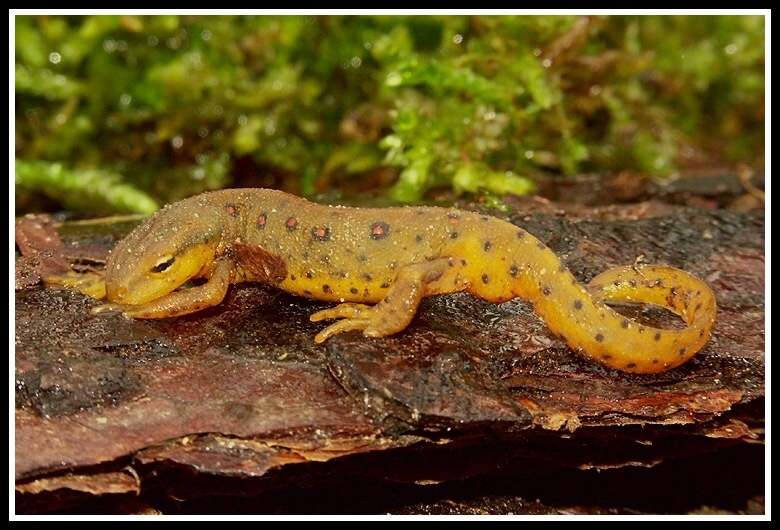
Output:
[14, 14, 765, 215]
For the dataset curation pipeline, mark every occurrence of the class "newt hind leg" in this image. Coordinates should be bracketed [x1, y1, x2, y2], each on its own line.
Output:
[310, 303, 374, 343]
[311, 257, 467, 343]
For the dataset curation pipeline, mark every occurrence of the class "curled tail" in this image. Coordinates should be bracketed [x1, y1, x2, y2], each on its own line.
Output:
[583, 264, 717, 372]
[519, 254, 717, 373]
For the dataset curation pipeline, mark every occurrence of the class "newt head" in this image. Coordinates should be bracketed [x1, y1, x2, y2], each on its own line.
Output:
[104, 202, 224, 306]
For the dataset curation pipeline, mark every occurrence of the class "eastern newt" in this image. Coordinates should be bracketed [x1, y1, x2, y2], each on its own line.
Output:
[47, 188, 717, 374]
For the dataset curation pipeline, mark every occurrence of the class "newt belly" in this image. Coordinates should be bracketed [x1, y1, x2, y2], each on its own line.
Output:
[46, 188, 717, 374]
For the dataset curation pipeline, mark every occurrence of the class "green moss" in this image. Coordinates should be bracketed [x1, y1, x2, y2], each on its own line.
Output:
[14, 15, 765, 214]
[15, 159, 159, 215]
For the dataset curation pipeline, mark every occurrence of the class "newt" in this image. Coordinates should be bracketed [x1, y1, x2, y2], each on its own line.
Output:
[46, 188, 717, 374]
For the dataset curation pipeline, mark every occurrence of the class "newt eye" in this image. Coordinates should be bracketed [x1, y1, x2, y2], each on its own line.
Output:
[151, 255, 176, 273]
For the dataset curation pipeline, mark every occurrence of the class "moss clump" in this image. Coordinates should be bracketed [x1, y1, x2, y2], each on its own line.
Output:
[15, 15, 765, 212]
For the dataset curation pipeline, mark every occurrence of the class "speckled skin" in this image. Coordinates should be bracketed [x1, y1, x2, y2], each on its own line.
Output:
[95, 188, 716, 373]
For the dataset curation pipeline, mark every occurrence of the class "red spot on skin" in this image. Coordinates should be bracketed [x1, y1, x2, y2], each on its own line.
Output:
[286, 217, 298, 231]
[448, 213, 460, 225]
[257, 214, 267, 229]
[370, 222, 389, 240]
[312, 226, 331, 241]
[225, 204, 238, 216]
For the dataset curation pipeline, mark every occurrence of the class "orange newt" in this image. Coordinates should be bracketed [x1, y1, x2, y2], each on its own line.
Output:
[48, 188, 717, 374]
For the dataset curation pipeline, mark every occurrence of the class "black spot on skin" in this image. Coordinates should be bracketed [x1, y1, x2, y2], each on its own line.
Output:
[626, 363, 636, 369]
[484, 241, 492, 252]
[357, 254, 368, 263]
[652, 359, 659, 364]
[460, 259, 467, 266]
[322, 285, 332, 294]
[509, 266, 519, 277]
[679, 348, 687, 356]
[380, 283, 390, 289]
[699, 329, 705, 337]
[595, 333, 604, 342]
[670, 287, 678, 296]
[384, 296, 391, 303]
[629, 279, 637, 288]
[415, 234, 424, 243]
[537, 242, 546, 250]
[654, 332, 662, 341]
[290, 274, 297, 281]
[363, 273, 373, 281]
[450, 232, 459, 239]
[286, 217, 299, 231]
[602, 354, 612, 360]
[306, 272, 313, 279]
[311, 226, 331, 242]
[447, 213, 460, 221]
[481, 216, 490, 221]
[621, 319, 630, 329]
[256, 213, 267, 229]
[448, 258, 455, 267]
[320, 255, 330, 264]
[517, 230, 525, 239]
[370, 221, 390, 240]
[695, 302, 702, 311]
[639, 326, 645, 333]
[482, 274, 489, 284]
[225, 203, 238, 217]
[574, 300, 583, 310]
[303, 290, 312, 296]
[350, 287, 358, 295]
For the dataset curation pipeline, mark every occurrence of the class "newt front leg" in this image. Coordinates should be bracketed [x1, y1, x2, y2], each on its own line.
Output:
[95, 258, 234, 318]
